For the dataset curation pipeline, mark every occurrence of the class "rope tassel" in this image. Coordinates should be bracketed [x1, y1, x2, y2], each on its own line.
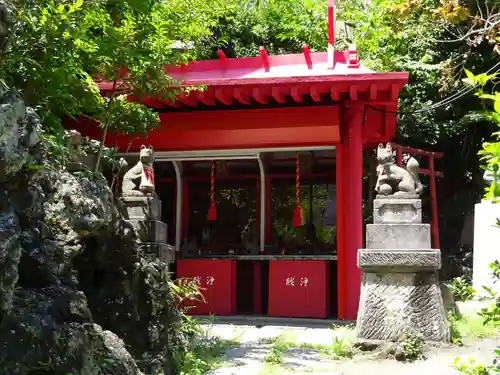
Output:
[207, 160, 217, 221]
[292, 152, 305, 228]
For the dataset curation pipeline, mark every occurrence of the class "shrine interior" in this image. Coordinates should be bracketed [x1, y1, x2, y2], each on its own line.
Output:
[152, 149, 339, 317]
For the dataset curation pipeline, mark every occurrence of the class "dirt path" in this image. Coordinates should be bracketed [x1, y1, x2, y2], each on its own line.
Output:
[204, 323, 499, 375]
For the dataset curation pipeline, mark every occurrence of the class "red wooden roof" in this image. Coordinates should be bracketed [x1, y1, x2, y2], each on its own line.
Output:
[96, 48, 408, 109]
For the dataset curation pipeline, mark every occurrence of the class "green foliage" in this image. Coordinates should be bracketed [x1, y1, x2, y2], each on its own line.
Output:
[330, 336, 353, 359]
[260, 329, 354, 362]
[450, 276, 476, 302]
[400, 333, 424, 361]
[196, 0, 327, 59]
[448, 311, 464, 346]
[179, 334, 239, 375]
[477, 261, 500, 325]
[452, 260, 500, 374]
[264, 347, 284, 365]
[452, 357, 489, 375]
[1, 0, 226, 167]
[463, 71, 500, 202]
[448, 310, 498, 345]
[340, 0, 496, 145]
[166, 276, 238, 375]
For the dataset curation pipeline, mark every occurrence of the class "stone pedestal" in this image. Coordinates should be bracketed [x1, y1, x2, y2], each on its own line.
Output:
[120, 195, 174, 264]
[356, 198, 449, 343]
[473, 201, 500, 297]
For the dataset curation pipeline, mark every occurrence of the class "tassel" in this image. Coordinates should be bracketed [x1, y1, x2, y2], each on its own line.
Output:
[292, 152, 304, 228]
[207, 160, 217, 221]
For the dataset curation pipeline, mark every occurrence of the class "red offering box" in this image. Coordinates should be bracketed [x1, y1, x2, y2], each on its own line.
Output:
[176, 260, 236, 315]
[268, 260, 328, 318]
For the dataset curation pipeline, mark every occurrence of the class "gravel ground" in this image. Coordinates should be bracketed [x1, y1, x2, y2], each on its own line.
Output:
[203, 323, 500, 375]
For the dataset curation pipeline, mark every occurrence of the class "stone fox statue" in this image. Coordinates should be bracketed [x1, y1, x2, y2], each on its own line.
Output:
[375, 143, 424, 197]
[121, 145, 155, 196]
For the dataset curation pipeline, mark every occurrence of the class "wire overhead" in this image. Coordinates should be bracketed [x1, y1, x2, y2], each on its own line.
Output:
[367, 60, 500, 117]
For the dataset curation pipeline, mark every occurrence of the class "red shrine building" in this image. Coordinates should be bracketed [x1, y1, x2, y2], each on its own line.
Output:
[75, 2, 408, 320]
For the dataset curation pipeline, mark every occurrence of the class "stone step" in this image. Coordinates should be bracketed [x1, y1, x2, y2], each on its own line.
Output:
[366, 223, 431, 249]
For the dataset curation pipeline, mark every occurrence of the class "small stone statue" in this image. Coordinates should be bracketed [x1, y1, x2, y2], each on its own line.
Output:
[375, 143, 423, 198]
[66, 129, 84, 171]
[121, 145, 156, 196]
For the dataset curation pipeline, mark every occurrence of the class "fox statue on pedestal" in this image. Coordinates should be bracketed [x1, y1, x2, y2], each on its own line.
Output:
[121, 145, 155, 196]
[375, 143, 423, 198]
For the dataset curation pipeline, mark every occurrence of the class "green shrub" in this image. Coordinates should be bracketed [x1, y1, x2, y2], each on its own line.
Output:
[450, 277, 476, 302]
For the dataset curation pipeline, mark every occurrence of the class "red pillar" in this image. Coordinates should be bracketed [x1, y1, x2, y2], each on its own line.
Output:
[336, 142, 347, 319]
[343, 105, 364, 320]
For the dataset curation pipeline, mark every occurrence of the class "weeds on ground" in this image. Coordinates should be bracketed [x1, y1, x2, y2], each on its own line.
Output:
[262, 329, 354, 363]
[169, 277, 240, 375]
[181, 335, 240, 375]
[448, 310, 498, 346]
[452, 357, 490, 375]
[264, 347, 284, 365]
[400, 333, 424, 361]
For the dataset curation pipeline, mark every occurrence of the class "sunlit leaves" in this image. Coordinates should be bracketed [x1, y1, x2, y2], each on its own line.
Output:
[1, 0, 225, 137]
[433, 0, 469, 24]
[468, 70, 500, 202]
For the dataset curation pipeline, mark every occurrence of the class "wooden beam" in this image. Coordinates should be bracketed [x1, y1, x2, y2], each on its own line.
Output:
[196, 91, 216, 106]
[349, 86, 358, 101]
[234, 88, 251, 105]
[215, 88, 233, 106]
[253, 87, 269, 104]
[272, 87, 286, 104]
[310, 86, 322, 102]
[291, 87, 303, 103]
[369, 84, 378, 100]
[330, 87, 340, 101]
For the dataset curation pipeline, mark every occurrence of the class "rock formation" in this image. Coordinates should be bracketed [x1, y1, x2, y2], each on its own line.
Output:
[0, 83, 184, 373]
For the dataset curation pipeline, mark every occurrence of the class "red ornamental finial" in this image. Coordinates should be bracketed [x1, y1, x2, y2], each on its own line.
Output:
[348, 44, 360, 68]
[327, 0, 335, 68]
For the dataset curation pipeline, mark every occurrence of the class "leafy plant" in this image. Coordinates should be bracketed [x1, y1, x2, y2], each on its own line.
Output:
[401, 333, 424, 361]
[462, 70, 500, 203]
[450, 276, 476, 302]
[330, 336, 353, 359]
[448, 311, 464, 346]
[264, 348, 284, 365]
[452, 357, 490, 375]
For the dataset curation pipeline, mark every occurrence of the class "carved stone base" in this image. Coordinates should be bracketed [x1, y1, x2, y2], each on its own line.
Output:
[358, 249, 441, 271]
[128, 220, 167, 243]
[366, 224, 431, 249]
[356, 270, 449, 342]
[373, 199, 421, 224]
[120, 195, 161, 221]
